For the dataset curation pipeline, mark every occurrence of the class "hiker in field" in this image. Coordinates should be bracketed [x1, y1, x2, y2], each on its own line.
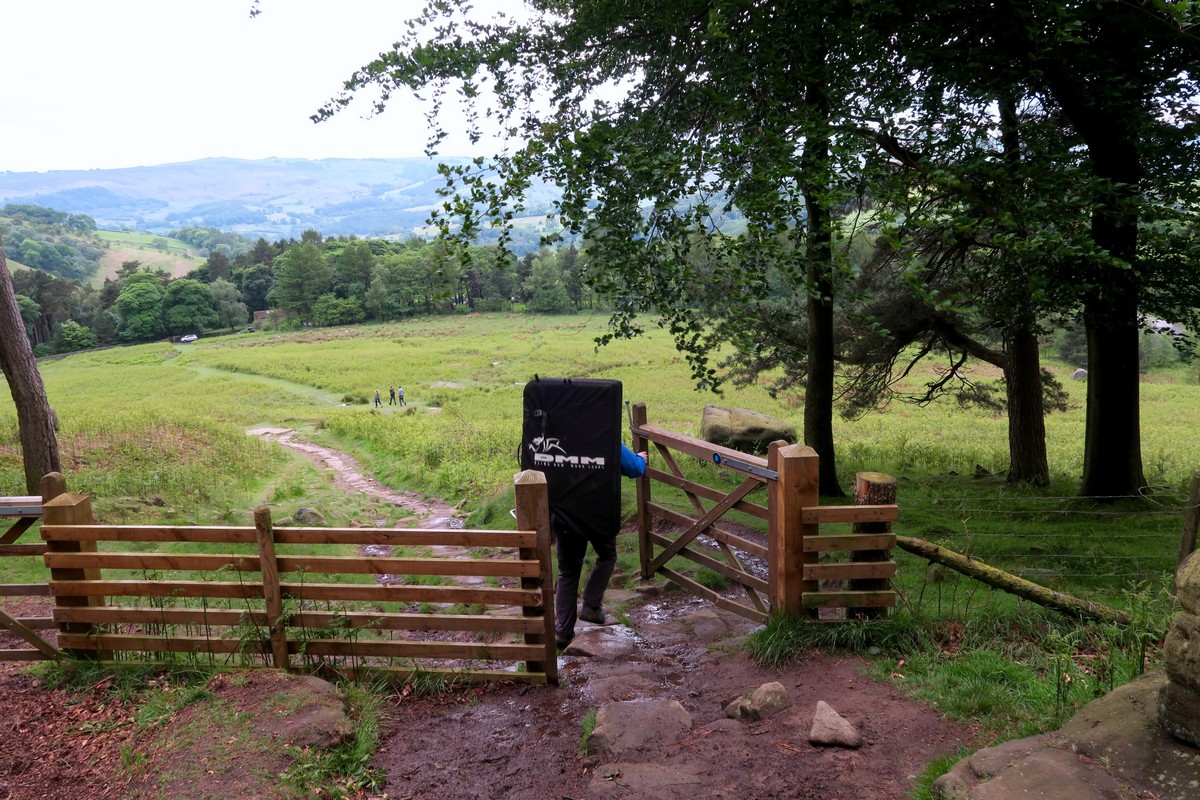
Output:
[389, 386, 396, 405]
[374, 389, 382, 407]
[555, 443, 647, 649]
[397, 386, 406, 406]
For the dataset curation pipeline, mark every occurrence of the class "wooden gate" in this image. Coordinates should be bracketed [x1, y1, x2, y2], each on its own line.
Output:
[630, 403, 899, 622]
[0, 478, 63, 662]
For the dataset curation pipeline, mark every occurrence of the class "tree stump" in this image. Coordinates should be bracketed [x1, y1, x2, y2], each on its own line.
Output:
[850, 471, 896, 619]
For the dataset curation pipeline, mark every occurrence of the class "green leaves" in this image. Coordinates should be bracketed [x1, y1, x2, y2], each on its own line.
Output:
[312, 0, 1200, 493]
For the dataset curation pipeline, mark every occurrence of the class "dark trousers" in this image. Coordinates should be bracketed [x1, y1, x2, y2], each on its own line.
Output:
[554, 530, 616, 640]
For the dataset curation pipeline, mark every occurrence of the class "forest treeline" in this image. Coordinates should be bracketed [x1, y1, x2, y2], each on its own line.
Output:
[0, 204, 103, 282]
[8, 205, 1188, 376]
[7, 215, 603, 354]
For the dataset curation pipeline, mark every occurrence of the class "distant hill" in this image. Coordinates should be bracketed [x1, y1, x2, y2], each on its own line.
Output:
[0, 157, 561, 244]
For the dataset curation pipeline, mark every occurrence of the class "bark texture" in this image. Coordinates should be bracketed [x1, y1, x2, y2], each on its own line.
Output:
[0, 245, 61, 492]
[1049, 56, 1148, 499]
[1003, 328, 1050, 486]
[801, 67, 844, 498]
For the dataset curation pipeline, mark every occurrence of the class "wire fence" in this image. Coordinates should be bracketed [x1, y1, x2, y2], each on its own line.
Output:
[894, 489, 1195, 599]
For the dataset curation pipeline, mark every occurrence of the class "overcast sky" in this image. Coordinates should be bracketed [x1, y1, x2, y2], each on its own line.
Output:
[2, 1, 509, 174]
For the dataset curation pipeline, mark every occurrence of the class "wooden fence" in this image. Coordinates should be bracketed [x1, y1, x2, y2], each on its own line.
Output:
[2, 402, 902, 673]
[630, 403, 899, 621]
[0, 488, 55, 661]
[3, 470, 559, 684]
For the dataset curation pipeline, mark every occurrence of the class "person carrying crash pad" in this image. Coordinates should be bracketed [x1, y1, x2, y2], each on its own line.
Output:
[520, 376, 647, 650]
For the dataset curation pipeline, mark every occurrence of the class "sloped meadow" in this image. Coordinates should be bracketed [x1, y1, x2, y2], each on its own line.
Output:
[3, 314, 1199, 549]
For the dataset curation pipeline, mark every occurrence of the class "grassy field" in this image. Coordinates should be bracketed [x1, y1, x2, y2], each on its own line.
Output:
[4, 313, 1198, 552]
[2, 312, 1197, 762]
[94, 230, 204, 285]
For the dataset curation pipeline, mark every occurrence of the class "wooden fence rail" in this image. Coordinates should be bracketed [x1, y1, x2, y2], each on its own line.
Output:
[6, 471, 558, 684]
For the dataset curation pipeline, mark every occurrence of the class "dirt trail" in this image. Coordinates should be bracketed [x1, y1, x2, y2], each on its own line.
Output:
[247, 427, 464, 527]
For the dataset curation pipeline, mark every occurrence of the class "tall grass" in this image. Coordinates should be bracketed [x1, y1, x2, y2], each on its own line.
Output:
[0, 343, 293, 512]
[5, 314, 1198, 536]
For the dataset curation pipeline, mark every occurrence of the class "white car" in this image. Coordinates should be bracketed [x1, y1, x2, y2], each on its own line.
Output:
[180, 334, 199, 343]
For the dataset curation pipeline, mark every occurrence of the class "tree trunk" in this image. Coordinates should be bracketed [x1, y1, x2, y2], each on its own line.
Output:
[1047, 66, 1147, 499]
[0, 246, 61, 492]
[995, 97, 1049, 487]
[1081, 292, 1146, 498]
[804, 250, 843, 498]
[1004, 327, 1049, 486]
[1077, 145, 1146, 497]
[802, 68, 844, 498]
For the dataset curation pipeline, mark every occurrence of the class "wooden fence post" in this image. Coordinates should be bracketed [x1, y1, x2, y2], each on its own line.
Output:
[40, 472, 67, 505]
[253, 507, 290, 671]
[0, 472, 65, 549]
[514, 470, 557, 685]
[632, 402, 652, 581]
[850, 471, 897, 619]
[42, 476, 105, 659]
[769, 443, 819, 618]
[1178, 472, 1200, 571]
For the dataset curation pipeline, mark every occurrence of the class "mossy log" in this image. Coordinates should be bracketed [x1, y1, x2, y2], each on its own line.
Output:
[896, 535, 1132, 627]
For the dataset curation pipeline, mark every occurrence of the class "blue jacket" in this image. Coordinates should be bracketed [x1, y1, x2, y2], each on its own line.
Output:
[620, 444, 647, 478]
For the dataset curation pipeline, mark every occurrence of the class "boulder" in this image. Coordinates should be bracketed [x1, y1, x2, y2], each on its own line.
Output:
[1071, 368, 1088, 381]
[585, 665, 664, 704]
[681, 608, 738, 643]
[700, 405, 796, 454]
[808, 700, 861, 748]
[589, 699, 693, 754]
[561, 625, 638, 659]
[1163, 614, 1200, 695]
[948, 749, 1125, 800]
[724, 681, 791, 722]
[1159, 680, 1200, 747]
[1159, 552, 1200, 746]
[589, 763, 710, 796]
[293, 506, 327, 526]
[934, 672, 1200, 799]
[1177, 551, 1200, 615]
[1059, 672, 1177, 781]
